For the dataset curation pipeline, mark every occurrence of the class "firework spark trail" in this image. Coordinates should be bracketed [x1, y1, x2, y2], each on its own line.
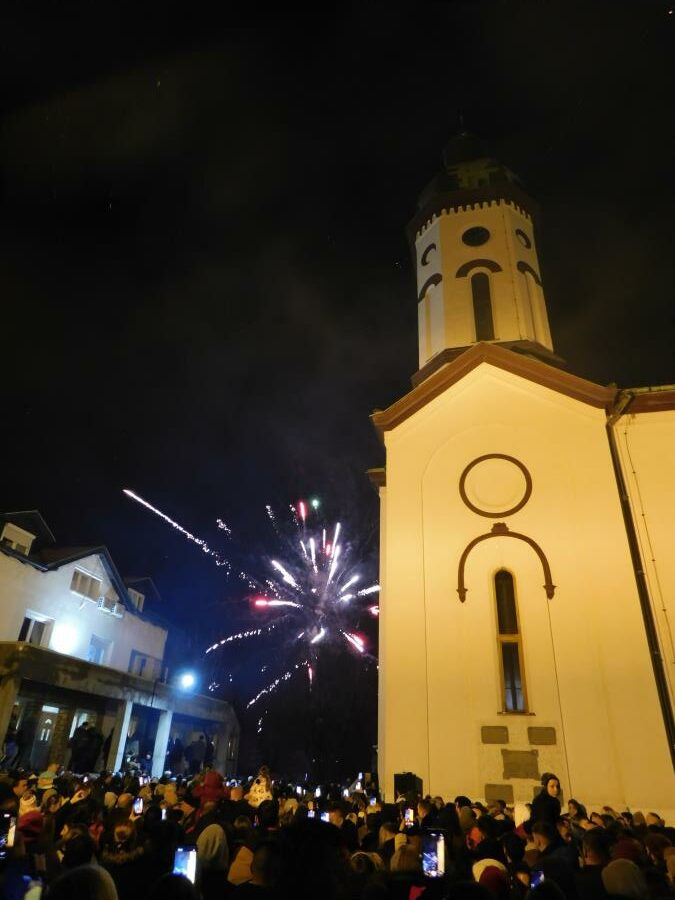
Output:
[123, 489, 231, 570]
[247, 662, 308, 708]
[205, 624, 278, 654]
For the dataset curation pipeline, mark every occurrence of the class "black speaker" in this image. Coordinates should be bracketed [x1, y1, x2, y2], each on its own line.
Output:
[394, 772, 423, 798]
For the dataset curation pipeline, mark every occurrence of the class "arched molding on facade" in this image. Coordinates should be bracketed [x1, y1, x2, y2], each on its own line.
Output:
[417, 272, 443, 302]
[420, 243, 437, 266]
[516, 260, 542, 285]
[456, 258, 503, 278]
[457, 522, 555, 602]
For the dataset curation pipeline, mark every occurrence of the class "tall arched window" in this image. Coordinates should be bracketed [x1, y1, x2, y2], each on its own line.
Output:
[471, 272, 495, 341]
[494, 570, 527, 712]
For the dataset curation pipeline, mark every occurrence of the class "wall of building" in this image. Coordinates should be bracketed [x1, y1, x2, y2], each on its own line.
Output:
[0, 551, 166, 678]
[379, 362, 675, 815]
[616, 407, 675, 713]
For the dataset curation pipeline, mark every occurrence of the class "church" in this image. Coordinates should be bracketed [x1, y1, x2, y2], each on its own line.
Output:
[370, 134, 675, 816]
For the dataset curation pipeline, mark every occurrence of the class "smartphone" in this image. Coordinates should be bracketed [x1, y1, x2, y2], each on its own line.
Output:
[422, 832, 445, 878]
[320, 811, 330, 823]
[530, 869, 545, 888]
[369, 797, 377, 806]
[314, 787, 321, 798]
[0, 813, 15, 860]
[296, 785, 302, 796]
[342, 788, 349, 798]
[173, 846, 197, 883]
[307, 809, 316, 819]
[133, 797, 143, 815]
[161, 808, 167, 821]
[82, 775, 89, 783]
[404, 807, 415, 827]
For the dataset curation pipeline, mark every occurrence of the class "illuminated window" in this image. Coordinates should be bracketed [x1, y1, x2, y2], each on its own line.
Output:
[472, 272, 495, 341]
[495, 570, 527, 712]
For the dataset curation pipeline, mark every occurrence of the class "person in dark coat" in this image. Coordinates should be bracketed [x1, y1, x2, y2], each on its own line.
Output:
[531, 773, 562, 826]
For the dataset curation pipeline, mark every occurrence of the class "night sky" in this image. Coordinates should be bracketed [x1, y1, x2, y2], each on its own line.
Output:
[2, 5, 674, 776]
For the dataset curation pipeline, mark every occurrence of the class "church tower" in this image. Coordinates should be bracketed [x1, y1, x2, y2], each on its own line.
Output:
[411, 133, 559, 384]
[371, 134, 675, 817]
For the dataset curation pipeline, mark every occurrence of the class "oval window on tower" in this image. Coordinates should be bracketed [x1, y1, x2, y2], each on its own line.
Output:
[515, 229, 531, 249]
[462, 226, 490, 247]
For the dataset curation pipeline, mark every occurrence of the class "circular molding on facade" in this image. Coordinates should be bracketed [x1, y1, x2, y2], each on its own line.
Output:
[459, 454, 532, 518]
[462, 226, 491, 247]
[515, 228, 532, 249]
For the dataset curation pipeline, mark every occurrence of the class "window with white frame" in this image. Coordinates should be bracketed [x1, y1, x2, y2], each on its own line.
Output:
[17, 612, 53, 646]
[71, 569, 102, 601]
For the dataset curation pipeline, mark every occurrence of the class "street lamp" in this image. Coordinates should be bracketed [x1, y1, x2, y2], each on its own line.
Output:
[178, 671, 196, 690]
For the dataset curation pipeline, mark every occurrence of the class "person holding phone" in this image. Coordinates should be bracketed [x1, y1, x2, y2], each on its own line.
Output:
[327, 801, 359, 852]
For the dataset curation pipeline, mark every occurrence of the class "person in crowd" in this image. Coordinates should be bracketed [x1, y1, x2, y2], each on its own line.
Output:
[328, 799, 359, 853]
[196, 822, 229, 900]
[576, 827, 611, 900]
[46, 863, 120, 900]
[231, 839, 281, 897]
[601, 858, 649, 899]
[531, 774, 562, 826]
[245, 765, 273, 809]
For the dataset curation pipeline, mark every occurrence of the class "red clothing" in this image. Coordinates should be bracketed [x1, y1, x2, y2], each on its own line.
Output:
[192, 771, 227, 807]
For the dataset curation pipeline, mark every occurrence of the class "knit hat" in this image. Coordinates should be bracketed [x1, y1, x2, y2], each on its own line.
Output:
[18, 810, 44, 843]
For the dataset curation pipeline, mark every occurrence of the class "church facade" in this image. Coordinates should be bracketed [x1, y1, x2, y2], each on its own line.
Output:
[371, 135, 675, 816]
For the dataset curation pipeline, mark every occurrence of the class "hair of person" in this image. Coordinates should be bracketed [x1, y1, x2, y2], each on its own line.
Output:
[455, 796, 472, 808]
[390, 843, 421, 873]
[45, 864, 118, 900]
[531, 820, 558, 842]
[501, 831, 526, 863]
[418, 798, 433, 815]
[582, 827, 612, 862]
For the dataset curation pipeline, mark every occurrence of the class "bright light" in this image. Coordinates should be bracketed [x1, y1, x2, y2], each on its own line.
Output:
[179, 672, 196, 690]
[298, 501, 307, 522]
[51, 623, 79, 656]
[358, 584, 380, 596]
[271, 560, 298, 588]
[310, 627, 326, 644]
[310, 497, 320, 510]
[368, 605, 380, 617]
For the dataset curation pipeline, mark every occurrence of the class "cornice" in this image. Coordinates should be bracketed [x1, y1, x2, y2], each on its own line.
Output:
[371, 343, 617, 439]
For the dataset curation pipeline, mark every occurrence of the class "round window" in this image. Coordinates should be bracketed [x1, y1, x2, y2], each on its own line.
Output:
[515, 229, 531, 249]
[461, 226, 490, 247]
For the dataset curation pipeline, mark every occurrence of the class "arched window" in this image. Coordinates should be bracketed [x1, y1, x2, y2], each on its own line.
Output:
[471, 272, 495, 341]
[494, 570, 527, 712]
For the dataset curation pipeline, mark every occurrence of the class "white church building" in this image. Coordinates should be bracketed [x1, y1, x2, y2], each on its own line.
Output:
[371, 134, 675, 816]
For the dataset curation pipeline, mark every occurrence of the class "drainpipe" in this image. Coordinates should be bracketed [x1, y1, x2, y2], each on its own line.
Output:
[606, 391, 675, 768]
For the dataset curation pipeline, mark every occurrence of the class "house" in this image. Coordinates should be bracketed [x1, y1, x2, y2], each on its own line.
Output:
[0, 510, 239, 775]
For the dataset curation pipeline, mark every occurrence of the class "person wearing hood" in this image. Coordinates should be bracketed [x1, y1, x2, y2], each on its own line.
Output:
[196, 822, 230, 900]
[531, 774, 562, 826]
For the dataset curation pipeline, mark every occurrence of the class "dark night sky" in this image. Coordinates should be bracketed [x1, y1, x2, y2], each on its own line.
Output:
[2, 5, 674, 771]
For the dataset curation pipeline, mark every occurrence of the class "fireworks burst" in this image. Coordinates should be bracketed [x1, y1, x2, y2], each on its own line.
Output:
[123, 489, 379, 718]
[206, 498, 379, 710]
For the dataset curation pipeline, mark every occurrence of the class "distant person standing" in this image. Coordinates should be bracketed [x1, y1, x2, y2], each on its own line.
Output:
[187, 735, 206, 774]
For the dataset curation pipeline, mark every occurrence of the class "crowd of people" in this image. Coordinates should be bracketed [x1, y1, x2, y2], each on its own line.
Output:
[0, 763, 672, 900]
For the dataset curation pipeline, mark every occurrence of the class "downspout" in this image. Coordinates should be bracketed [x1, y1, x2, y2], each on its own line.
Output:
[606, 391, 675, 769]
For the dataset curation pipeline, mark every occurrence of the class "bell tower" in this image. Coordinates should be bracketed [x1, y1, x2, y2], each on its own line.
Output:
[409, 133, 560, 385]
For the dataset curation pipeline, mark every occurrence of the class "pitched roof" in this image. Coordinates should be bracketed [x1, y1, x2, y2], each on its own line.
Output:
[370, 342, 617, 439]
